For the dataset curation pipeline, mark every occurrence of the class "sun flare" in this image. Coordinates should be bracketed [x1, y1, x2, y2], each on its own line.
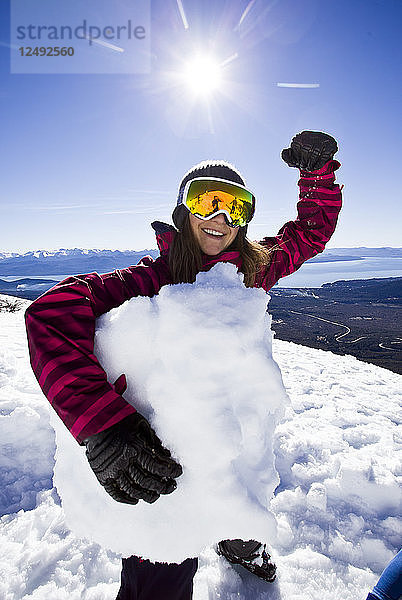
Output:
[182, 55, 222, 97]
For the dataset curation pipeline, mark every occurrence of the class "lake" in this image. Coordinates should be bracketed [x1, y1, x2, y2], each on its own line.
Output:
[277, 257, 402, 287]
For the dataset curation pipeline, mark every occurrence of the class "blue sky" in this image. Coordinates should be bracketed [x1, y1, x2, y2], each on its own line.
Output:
[1, 0, 401, 252]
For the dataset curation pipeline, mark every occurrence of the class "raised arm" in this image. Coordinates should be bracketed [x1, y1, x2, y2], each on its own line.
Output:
[259, 131, 342, 290]
[25, 256, 170, 443]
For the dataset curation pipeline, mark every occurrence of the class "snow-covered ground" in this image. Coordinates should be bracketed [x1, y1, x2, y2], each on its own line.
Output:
[0, 287, 401, 600]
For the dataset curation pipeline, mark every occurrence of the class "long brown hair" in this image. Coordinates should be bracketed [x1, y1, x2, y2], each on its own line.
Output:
[169, 214, 273, 287]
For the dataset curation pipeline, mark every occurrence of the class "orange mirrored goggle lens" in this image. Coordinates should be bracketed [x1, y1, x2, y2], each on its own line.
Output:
[183, 178, 255, 228]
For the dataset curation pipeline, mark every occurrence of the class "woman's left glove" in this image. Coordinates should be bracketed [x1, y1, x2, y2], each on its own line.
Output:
[84, 412, 182, 505]
[281, 130, 338, 171]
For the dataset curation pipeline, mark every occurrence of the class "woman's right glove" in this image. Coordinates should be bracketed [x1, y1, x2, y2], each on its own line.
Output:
[84, 412, 182, 505]
[281, 130, 338, 171]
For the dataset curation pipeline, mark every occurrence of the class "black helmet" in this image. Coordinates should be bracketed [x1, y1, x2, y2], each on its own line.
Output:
[173, 160, 247, 231]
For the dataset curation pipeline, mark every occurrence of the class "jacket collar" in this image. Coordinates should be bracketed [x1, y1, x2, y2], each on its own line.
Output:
[151, 221, 242, 270]
[151, 221, 176, 254]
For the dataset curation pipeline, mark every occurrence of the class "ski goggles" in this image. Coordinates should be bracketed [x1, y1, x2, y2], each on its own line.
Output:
[180, 177, 255, 228]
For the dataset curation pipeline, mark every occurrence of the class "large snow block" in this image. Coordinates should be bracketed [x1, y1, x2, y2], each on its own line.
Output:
[51, 263, 290, 562]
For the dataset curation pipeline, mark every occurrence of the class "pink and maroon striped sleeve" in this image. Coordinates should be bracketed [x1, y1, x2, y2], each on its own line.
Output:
[258, 160, 342, 290]
[25, 257, 170, 444]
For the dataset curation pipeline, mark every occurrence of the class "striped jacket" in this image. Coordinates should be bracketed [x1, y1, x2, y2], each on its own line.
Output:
[25, 160, 342, 443]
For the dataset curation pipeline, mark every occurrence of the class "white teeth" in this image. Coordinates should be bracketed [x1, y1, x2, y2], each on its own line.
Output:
[203, 228, 224, 237]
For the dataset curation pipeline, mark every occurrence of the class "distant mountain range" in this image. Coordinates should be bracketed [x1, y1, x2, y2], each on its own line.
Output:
[0, 248, 159, 275]
[0, 246, 400, 276]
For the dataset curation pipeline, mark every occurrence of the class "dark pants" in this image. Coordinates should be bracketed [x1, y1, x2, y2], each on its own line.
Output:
[116, 556, 198, 600]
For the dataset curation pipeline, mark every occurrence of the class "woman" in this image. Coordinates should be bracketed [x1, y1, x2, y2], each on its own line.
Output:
[25, 131, 342, 599]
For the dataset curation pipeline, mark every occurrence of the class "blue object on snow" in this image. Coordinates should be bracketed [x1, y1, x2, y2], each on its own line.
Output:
[366, 550, 402, 600]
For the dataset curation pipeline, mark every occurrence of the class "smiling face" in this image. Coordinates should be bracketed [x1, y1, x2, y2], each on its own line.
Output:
[189, 212, 240, 256]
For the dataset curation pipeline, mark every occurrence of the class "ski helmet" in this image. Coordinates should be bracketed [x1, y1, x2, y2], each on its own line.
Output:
[173, 160, 248, 232]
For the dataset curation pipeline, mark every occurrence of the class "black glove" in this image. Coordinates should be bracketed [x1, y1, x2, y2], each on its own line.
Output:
[281, 130, 338, 171]
[84, 412, 182, 505]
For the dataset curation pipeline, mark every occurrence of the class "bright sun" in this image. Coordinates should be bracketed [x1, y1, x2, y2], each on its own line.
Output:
[182, 55, 222, 97]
